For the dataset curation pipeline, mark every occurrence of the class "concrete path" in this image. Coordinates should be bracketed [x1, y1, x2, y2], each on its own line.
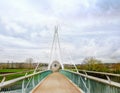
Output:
[31, 72, 82, 93]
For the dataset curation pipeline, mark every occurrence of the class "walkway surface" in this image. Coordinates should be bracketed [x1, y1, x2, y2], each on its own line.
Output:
[31, 72, 81, 93]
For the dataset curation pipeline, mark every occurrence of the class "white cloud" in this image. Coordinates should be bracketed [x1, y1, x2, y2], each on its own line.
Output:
[0, 0, 120, 63]
[111, 49, 120, 59]
[1, 17, 27, 34]
[0, 34, 37, 48]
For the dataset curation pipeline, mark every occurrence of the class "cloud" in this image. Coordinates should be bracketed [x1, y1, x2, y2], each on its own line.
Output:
[0, 0, 120, 63]
[0, 48, 50, 62]
[1, 16, 27, 34]
[111, 49, 120, 60]
[95, 0, 120, 13]
[0, 34, 37, 48]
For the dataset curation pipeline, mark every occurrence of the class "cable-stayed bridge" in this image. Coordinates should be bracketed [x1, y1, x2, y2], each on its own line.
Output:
[0, 27, 120, 93]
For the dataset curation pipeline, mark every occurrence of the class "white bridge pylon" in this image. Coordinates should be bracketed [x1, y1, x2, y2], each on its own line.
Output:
[48, 26, 64, 70]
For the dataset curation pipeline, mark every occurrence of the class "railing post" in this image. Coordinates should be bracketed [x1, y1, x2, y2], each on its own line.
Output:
[84, 71, 87, 81]
[0, 76, 6, 91]
[22, 73, 28, 93]
[32, 76, 35, 87]
[106, 75, 111, 84]
[1, 76, 6, 84]
[22, 80, 25, 93]
[38, 75, 39, 83]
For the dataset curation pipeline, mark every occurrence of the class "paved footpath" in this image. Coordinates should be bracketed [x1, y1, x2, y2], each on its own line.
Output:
[31, 72, 82, 93]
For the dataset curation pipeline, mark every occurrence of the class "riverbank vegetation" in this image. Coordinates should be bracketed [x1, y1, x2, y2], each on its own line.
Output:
[65, 57, 120, 74]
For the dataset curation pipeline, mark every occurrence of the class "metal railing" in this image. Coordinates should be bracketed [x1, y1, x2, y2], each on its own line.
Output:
[0, 70, 35, 83]
[60, 70, 120, 93]
[0, 70, 52, 93]
[78, 70, 120, 83]
[79, 70, 120, 77]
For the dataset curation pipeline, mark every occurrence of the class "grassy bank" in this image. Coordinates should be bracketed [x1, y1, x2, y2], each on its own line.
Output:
[0, 69, 27, 73]
[0, 69, 34, 82]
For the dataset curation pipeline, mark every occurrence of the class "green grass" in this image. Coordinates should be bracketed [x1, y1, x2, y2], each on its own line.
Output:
[0, 69, 28, 73]
[0, 69, 34, 82]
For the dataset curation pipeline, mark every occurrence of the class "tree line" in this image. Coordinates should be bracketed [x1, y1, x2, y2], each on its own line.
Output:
[77, 57, 120, 74]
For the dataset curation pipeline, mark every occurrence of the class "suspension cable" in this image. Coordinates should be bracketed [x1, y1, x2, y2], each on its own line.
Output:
[65, 49, 79, 73]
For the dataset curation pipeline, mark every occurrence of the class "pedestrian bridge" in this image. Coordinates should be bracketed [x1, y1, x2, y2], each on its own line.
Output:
[0, 27, 120, 93]
[0, 69, 120, 93]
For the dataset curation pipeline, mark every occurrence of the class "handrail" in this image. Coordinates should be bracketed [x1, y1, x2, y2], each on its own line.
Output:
[79, 70, 120, 77]
[0, 70, 50, 88]
[63, 70, 120, 88]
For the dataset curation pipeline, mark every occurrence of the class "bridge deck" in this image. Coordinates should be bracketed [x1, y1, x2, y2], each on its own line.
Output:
[31, 72, 82, 93]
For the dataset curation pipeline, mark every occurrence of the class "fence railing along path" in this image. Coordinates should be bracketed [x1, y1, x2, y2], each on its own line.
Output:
[0, 70, 120, 93]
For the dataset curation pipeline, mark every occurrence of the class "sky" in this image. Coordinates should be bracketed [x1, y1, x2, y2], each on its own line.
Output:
[0, 0, 120, 64]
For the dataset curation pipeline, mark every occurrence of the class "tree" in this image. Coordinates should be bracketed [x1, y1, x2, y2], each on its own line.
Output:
[82, 57, 107, 72]
[112, 63, 120, 74]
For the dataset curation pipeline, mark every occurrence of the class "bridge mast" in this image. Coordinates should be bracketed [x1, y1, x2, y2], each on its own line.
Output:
[48, 26, 64, 70]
